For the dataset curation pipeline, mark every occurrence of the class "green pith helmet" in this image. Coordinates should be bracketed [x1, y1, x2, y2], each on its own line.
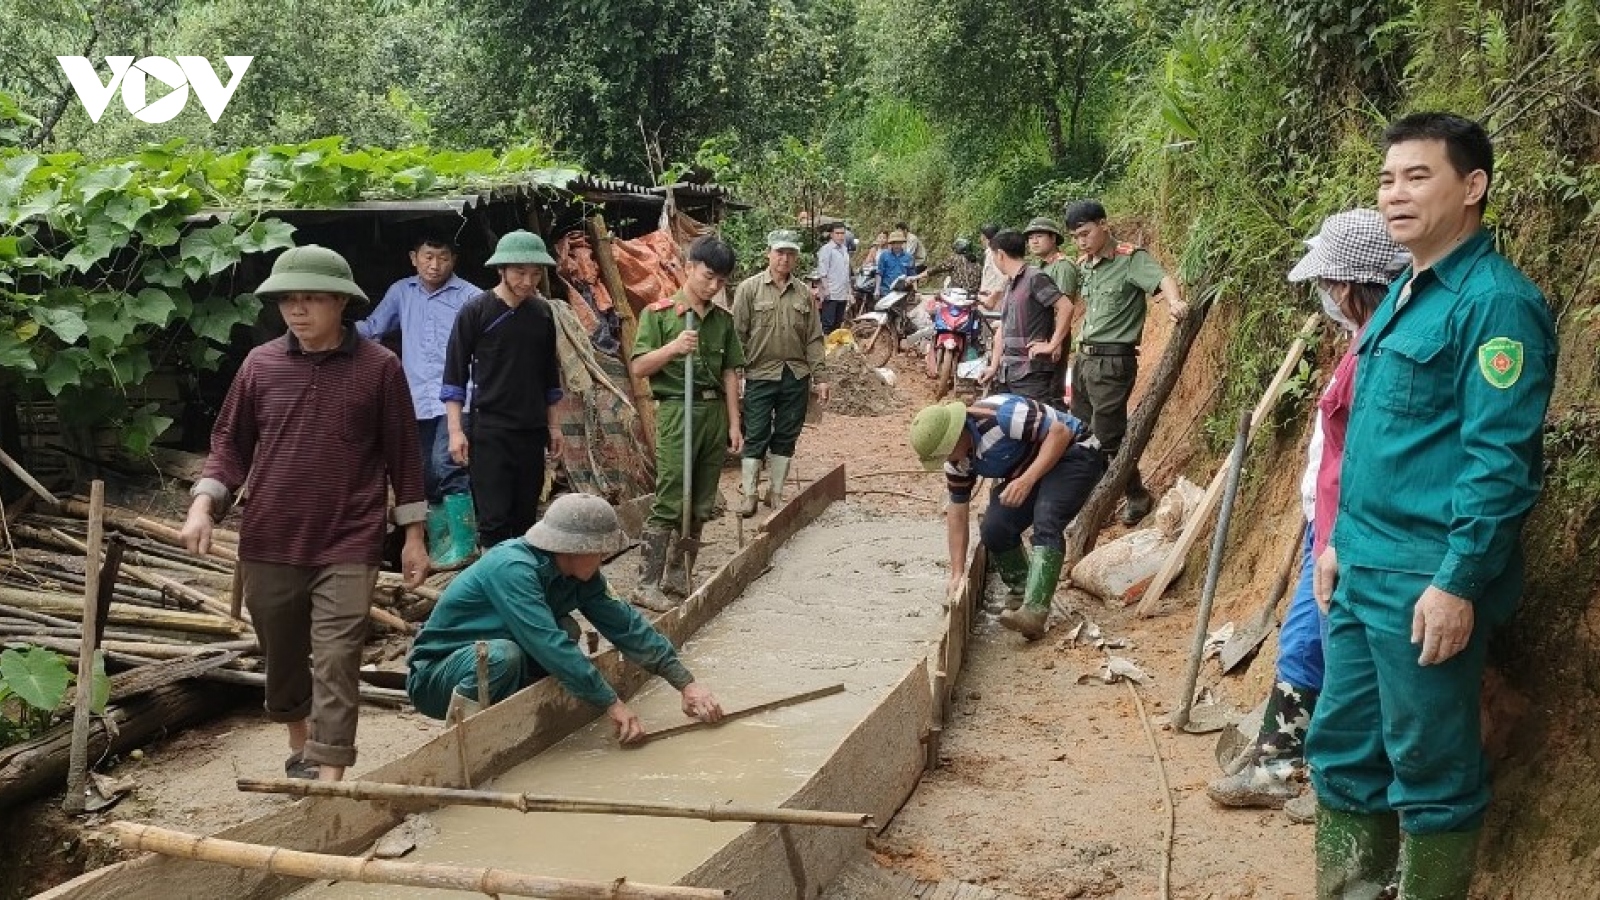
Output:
[486, 230, 557, 267]
[524, 493, 627, 554]
[767, 229, 802, 251]
[255, 245, 369, 303]
[1024, 216, 1064, 240]
[910, 401, 969, 471]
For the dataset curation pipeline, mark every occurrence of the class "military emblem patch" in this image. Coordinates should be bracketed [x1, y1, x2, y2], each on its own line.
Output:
[1477, 337, 1523, 389]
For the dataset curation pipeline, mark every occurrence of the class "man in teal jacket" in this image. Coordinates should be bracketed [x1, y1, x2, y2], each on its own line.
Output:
[1307, 113, 1556, 898]
[407, 493, 724, 742]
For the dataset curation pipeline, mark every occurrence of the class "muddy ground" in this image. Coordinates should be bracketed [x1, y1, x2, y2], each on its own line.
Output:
[8, 318, 1322, 899]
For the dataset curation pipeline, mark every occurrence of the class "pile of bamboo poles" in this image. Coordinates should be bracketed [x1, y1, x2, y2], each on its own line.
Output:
[0, 493, 443, 707]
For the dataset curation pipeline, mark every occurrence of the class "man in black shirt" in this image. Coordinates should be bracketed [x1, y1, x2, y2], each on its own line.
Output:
[441, 230, 565, 548]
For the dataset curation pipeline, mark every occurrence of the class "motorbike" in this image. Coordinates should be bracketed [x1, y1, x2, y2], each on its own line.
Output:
[926, 285, 983, 399]
[850, 276, 922, 368]
[850, 264, 878, 319]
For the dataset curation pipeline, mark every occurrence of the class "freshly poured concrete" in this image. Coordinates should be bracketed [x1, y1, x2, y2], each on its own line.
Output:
[304, 506, 946, 896]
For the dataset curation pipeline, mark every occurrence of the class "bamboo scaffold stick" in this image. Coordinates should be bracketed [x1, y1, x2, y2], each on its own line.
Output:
[235, 777, 876, 829]
[105, 822, 729, 899]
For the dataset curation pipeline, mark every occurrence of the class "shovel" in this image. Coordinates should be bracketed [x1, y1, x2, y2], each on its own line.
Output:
[1219, 521, 1307, 674]
[676, 310, 702, 592]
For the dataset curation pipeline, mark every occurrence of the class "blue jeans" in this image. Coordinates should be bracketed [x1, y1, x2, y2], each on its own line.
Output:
[1276, 523, 1325, 689]
[418, 414, 470, 504]
[978, 444, 1107, 553]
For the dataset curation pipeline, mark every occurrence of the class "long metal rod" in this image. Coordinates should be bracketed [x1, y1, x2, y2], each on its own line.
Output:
[235, 777, 874, 829]
[680, 308, 697, 594]
[1172, 411, 1252, 730]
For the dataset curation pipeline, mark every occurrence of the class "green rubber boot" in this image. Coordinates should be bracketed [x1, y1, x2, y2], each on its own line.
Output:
[1397, 830, 1478, 900]
[998, 547, 1063, 640]
[989, 545, 1029, 609]
[433, 492, 478, 569]
[425, 503, 449, 562]
[1316, 807, 1400, 900]
[631, 528, 676, 612]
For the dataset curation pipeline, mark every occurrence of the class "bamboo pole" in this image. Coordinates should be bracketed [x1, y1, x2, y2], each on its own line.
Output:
[236, 777, 875, 829]
[0, 587, 244, 636]
[63, 480, 104, 815]
[105, 823, 728, 899]
[18, 525, 240, 622]
[587, 213, 657, 451]
[0, 446, 60, 505]
[1134, 312, 1319, 617]
[628, 683, 845, 746]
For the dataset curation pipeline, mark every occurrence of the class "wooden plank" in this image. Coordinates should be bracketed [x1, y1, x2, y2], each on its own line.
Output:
[680, 661, 934, 899]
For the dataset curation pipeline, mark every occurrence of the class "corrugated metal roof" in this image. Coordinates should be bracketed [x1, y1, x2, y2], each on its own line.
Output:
[187, 174, 744, 223]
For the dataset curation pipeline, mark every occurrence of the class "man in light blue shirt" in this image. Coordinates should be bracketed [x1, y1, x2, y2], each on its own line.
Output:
[817, 223, 853, 331]
[356, 234, 481, 566]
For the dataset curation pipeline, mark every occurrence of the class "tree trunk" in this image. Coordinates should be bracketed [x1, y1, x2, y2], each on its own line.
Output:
[1041, 93, 1068, 166]
[0, 682, 244, 811]
[1064, 297, 1210, 570]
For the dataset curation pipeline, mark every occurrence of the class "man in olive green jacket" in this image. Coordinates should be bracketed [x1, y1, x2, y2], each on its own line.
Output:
[732, 229, 830, 516]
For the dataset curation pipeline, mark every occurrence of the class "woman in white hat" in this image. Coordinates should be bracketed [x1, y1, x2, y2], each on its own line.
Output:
[1207, 209, 1408, 821]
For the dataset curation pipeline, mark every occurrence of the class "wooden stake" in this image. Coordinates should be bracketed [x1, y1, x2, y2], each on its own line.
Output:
[235, 777, 875, 829]
[1134, 312, 1319, 617]
[62, 480, 104, 815]
[474, 640, 490, 708]
[627, 683, 845, 746]
[105, 822, 728, 899]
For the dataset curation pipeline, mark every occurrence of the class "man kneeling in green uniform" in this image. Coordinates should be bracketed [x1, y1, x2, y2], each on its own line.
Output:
[406, 493, 724, 742]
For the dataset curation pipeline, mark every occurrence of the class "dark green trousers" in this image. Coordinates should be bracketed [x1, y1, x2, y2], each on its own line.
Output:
[742, 368, 809, 459]
[649, 399, 729, 530]
[1307, 565, 1516, 834]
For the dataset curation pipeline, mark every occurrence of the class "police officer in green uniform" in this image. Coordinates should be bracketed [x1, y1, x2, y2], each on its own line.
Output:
[629, 236, 746, 611]
[1307, 114, 1556, 899]
[1063, 200, 1188, 524]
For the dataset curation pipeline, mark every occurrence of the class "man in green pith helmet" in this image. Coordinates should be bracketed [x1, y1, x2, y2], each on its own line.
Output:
[732, 229, 829, 518]
[182, 244, 430, 782]
[629, 235, 745, 611]
[441, 230, 565, 549]
[1306, 113, 1556, 900]
[909, 394, 1105, 641]
[407, 492, 724, 740]
[1063, 200, 1188, 526]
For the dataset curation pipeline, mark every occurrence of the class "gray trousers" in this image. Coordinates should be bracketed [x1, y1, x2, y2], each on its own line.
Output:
[241, 561, 379, 768]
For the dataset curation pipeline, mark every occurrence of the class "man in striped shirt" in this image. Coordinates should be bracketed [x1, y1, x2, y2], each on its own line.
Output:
[181, 245, 429, 782]
[910, 394, 1106, 640]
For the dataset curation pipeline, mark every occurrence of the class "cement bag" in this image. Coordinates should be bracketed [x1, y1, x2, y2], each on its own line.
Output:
[1071, 527, 1170, 606]
[1071, 478, 1203, 605]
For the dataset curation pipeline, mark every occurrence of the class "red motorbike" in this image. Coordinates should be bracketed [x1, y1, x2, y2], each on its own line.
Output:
[925, 286, 983, 398]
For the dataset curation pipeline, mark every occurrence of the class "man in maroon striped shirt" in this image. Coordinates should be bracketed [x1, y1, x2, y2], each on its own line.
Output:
[180, 245, 429, 782]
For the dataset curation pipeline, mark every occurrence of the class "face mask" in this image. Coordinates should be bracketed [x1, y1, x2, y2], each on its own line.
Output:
[1318, 285, 1357, 334]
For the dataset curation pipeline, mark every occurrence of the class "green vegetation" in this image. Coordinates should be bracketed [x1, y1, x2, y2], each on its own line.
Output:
[0, 646, 107, 746]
